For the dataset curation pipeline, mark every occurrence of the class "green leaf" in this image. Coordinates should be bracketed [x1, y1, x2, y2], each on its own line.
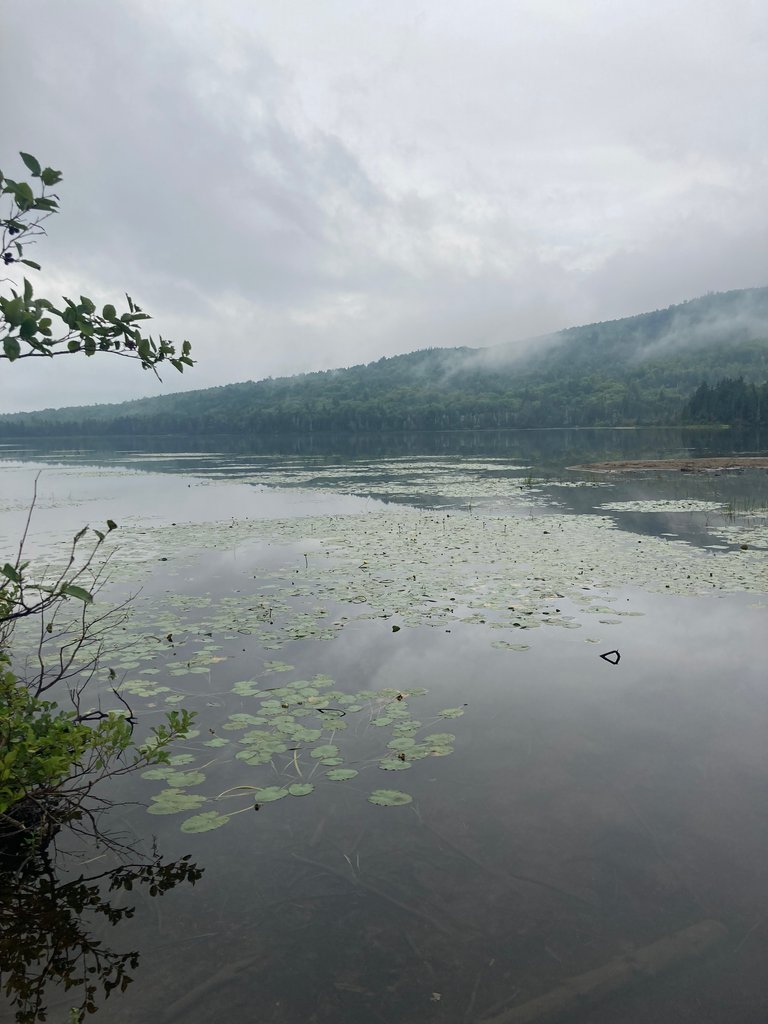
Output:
[310, 744, 339, 759]
[378, 758, 412, 771]
[147, 789, 206, 815]
[19, 152, 41, 176]
[1, 563, 21, 583]
[325, 768, 358, 781]
[18, 318, 36, 340]
[19, 259, 41, 271]
[60, 584, 93, 604]
[102, 304, 116, 319]
[368, 789, 413, 807]
[165, 770, 205, 788]
[40, 166, 62, 186]
[438, 707, 465, 719]
[180, 811, 230, 833]
[251, 786, 289, 803]
[12, 182, 35, 208]
[288, 783, 315, 797]
[3, 338, 21, 361]
[106, 519, 117, 531]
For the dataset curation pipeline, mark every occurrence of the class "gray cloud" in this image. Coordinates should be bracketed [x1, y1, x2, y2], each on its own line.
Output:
[1, 0, 766, 412]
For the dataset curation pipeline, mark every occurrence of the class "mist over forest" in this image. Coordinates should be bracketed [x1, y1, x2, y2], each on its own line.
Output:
[3, 287, 767, 437]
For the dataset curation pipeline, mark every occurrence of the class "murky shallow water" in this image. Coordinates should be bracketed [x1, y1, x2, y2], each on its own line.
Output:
[1, 430, 767, 1024]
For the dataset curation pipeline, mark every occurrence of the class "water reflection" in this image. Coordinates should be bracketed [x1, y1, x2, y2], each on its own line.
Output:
[2, 425, 764, 473]
[0, 850, 202, 1024]
[68, 590, 766, 1024]
[1, 432, 767, 1023]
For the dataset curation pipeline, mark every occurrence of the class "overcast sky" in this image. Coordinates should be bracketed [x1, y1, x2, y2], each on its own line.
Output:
[2, 0, 766, 412]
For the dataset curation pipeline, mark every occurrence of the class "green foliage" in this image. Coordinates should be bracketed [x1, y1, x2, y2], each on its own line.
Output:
[0, 644, 195, 846]
[1, 288, 765, 436]
[682, 376, 768, 426]
[0, 658, 90, 813]
[1, 153, 193, 373]
[1, 153, 199, 855]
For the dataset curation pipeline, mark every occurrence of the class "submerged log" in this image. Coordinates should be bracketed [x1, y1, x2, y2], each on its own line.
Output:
[481, 919, 727, 1024]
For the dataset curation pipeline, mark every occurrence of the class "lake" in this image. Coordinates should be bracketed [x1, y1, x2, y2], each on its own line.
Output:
[1, 428, 767, 1024]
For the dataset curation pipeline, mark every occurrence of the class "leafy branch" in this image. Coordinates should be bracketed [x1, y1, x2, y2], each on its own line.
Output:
[1, 153, 193, 374]
[0, 488, 195, 856]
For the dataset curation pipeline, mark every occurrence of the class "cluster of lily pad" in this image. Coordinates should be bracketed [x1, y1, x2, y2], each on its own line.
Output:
[8, 452, 768, 841]
[137, 670, 464, 831]
[596, 499, 728, 513]
[18, 481, 766, 699]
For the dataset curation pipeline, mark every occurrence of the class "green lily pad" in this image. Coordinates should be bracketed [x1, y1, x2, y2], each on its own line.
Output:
[181, 811, 230, 833]
[387, 737, 416, 750]
[288, 783, 315, 797]
[147, 789, 207, 815]
[232, 680, 263, 696]
[379, 758, 412, 771]
[325, 768, 358, 781]
[223, 713, 268, 730]
[311, 744, 339, 759]
[288, 726, 323, 743]
[438, 707, 465, 719]
[368, 789, 413, 807]
[251, 786, 289, 803]
[165, 770, 206, 788]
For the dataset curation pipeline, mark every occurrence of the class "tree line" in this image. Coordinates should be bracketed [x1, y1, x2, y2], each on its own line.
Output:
[2, 337, 767, 436]
[682, 377, 768, 426]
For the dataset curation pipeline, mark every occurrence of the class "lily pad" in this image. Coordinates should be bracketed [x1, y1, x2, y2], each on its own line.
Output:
[438, 707, 465, 719]
[325, 768, 358, 781]
[251, 786, 289, 803]
[368, 789, 413, 807]
[147, 789, 207, 815]
[235, 749, 272, 765]
[181, 811, 230, 833]
[387, 737, 416, 750]
[165, 770, 206, 788]
[310, 744, 339, 759]
[288, 783, 315, 797]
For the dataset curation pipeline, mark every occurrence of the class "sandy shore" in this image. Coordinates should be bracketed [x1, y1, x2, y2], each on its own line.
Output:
[571, 457, 768, 473]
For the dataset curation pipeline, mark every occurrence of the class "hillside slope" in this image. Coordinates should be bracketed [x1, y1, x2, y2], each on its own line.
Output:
[2, 288, 767, 435]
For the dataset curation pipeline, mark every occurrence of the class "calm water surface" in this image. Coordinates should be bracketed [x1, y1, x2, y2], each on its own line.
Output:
[1, 430, 767, 1024]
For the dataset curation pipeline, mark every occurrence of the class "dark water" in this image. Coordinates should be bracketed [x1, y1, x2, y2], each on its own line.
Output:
[1, 429, 767, 1024]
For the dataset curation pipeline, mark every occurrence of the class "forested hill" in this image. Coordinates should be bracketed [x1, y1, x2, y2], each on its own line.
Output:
[3, 287, 767, 436]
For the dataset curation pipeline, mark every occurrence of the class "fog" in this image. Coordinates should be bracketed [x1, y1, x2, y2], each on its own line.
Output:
[1, 1, 766, 411]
